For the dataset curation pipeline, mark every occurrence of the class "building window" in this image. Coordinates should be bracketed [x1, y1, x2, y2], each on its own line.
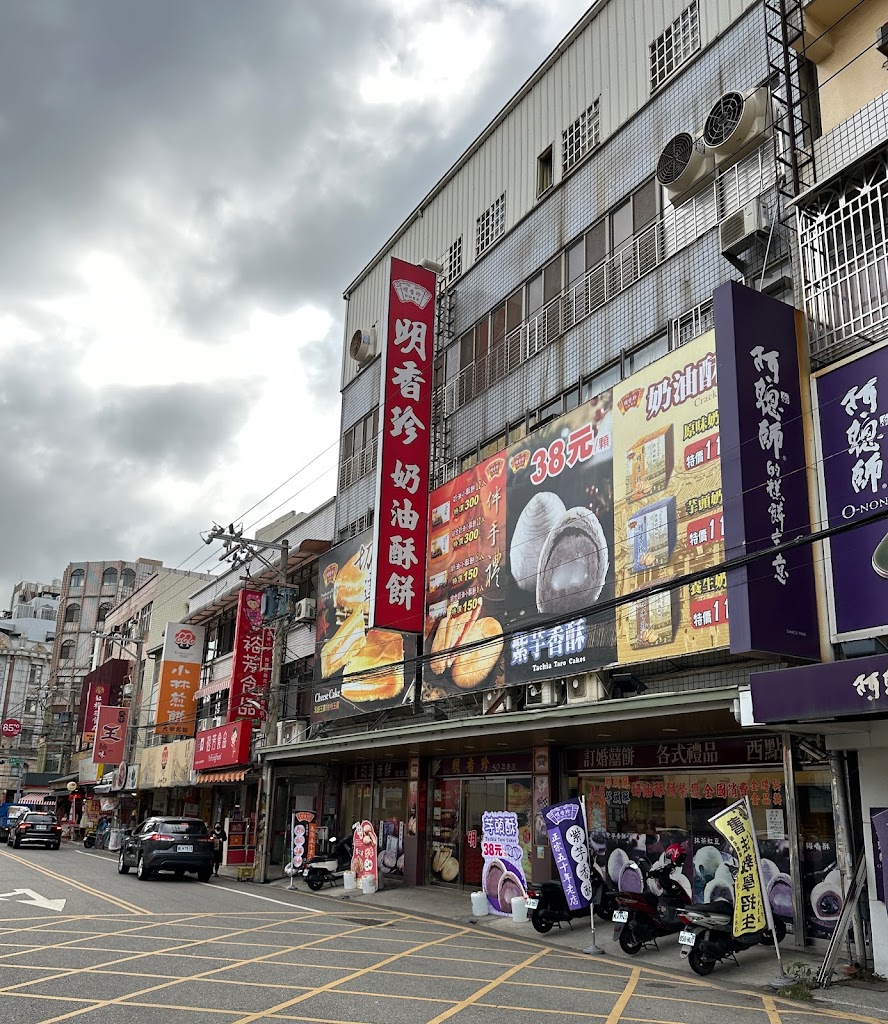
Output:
[625, 331, 669, 375]
[446, 237, 462, 286]
[60, 640, 75, 661]
[339, 509, 375, 542]
[96, 603, 112, 625]
[671, 299, 714, 350]
[102, 567, 118, 588]
[562, 100, 600, 173]
[63, 603, 80, 625]
[650, 1, 700, 92]
[69, 569, 85, 589]
[139, 602, 153, 638]
[25, 698, 39, 716]
[476, 193, 506, 257]
[121, 568, 136, 591]
[537, 145, 554, 196]
[339, 407, 380, 489]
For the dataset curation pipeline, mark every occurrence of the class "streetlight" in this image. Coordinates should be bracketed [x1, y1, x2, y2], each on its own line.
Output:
[66, 781, 78, 840]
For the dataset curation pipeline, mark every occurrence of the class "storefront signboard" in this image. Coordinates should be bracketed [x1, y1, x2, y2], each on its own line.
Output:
[92, 705, 128, 765]
[750, 653, 888, 722]
[345, 762, 409, 782]
[227, 590, 273, 723]
[369, 257, 436, 633]
[156, 623, 205, 737]
[814, 341, 888, 641]
[312, 528, 415, 722]
[125, 764, 140, 790]
[193, 720, 253, 771]
[292, 811, 317, 871]
[542, 798, 593, 910]
[78, 659, 127, 744]
[480, 810, 528, 915]
[352, 820, 379, 890]
[430, 753, 532, 777]
[714, 282, 819, 660]
[139, 739, 195, 789]
[709, 798, 767, 936]
[565, 736, 782, 773]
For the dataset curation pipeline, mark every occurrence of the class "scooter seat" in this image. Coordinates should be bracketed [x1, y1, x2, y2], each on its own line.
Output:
[684, 900, 733, 914]
[540, 881, 565, 894]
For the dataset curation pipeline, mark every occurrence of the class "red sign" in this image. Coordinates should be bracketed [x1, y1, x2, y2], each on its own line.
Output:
[193, 719, 254, 771]
[1, 719, 22, 738]
[352, 819, 379, 890]
[93, 706, 128, 764]
[227, 589, 273, 722]
[370, 257, 436, 633]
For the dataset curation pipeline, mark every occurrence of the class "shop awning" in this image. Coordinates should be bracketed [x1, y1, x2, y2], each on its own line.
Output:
[19, 794, 54, 805]
[47, 773, 78, 790]
[195, 769, 250, 784]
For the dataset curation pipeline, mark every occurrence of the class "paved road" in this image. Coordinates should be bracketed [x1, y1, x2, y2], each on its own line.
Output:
[0, 843, 883, 1024]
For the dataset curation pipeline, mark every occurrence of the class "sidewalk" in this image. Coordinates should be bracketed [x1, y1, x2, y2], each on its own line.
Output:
[268, 875, 888, 1021]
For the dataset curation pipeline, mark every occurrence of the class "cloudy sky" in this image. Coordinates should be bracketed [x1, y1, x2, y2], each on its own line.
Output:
[0, 0, 589, 606]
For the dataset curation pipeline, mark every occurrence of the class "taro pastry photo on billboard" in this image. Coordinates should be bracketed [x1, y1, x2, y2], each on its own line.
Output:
[612, 331, 729, 664]
[503, 391, 616, 682]
[422, 451, 508, 700]
[313, 528, 413, 723]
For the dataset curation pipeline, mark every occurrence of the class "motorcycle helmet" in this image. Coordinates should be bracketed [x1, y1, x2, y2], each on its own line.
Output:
[665, 842, 686, 867]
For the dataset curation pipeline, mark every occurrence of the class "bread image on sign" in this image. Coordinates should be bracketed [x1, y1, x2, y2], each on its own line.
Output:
[428, 600, 503, 690]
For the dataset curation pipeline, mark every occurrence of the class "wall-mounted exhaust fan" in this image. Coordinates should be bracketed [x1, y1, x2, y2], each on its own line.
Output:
[349, 326, 377, 367]
[703, 87, 770, 164]
[656, 132, 712, 205]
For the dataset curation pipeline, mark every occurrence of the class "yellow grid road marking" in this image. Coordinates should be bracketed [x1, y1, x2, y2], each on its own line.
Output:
[605, 964, 641, 1024]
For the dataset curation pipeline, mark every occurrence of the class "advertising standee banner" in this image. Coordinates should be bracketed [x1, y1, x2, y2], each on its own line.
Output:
[709, 798, 767, 937]
[480, 810, 528, 915]
[814, 341, 888, 641]
[543, 798, 593, 911]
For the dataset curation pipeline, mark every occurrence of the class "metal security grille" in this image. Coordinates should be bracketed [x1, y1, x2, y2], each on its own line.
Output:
[650, 1, 700, 92]
[798, 149, 888, 363]
[476, 194, 506, 257]
[671, 298, 714, 350]
[337, 441, 377, 491]
[562, 100, 600, 173]
[446, 236, 463, 286]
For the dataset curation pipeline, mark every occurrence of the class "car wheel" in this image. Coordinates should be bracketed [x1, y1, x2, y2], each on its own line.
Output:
[118, 850, 130, 874]
[52, 843, 60, 850]
[197, 868, 212, 883]
[136, 854, 152, 880]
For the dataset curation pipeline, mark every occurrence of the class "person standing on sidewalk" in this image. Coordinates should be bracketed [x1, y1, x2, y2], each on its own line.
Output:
[211, 822, 227, 876]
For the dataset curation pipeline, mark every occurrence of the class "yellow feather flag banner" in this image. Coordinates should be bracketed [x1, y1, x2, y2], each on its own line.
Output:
[708, 798, 767, 937]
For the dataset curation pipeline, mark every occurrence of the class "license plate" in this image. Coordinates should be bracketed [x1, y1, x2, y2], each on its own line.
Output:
[679, 930, 697, 946]
[36, 826, 48, 831]
[524, 898, 539, 910]
[177, 845, 193, 853]
[612, 910, 628, 923]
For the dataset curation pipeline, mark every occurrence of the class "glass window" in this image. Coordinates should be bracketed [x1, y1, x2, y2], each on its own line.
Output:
[64, 603, 80, 624]
[475, 317, 490, 361]
[102, 568, 118, 588]
[509, 418, 527, 444]
[625, 332, 669, 375]
[25, 814, 56, 824]
[60, 640, 75, 661]
[585, 220, 607, 268]
[527, 273, 543, 316]
[537, 145, 553, 196]
[634, 177, 659, 232]
[543, 258, 562, 303]
[460, 450, 479, 473]
[611, 199, 633, 252]
[121, 569, 136, 590]
[564, 386, 580, 412]
[583, 363, 622, 401]
[567, 240, 585, 285]
[506, 290, 524, 332]
[157, 821, 208, 835]
[491, 303, 506, 346]
[459, 329, 475, 368]
[70, 569, 85, 589]
[540, 396, 563, 423]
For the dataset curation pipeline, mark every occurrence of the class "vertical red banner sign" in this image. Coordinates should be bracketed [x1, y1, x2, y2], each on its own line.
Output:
[227, 589, 273, 722]
[370, 257, 437, 632]
[93, 705, 128, 765]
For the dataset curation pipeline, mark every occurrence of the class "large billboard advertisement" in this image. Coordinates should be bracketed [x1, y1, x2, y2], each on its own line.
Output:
[313, 528, 416, 722]
[369, 257, 436, 633]
[814, 341, 888, 642]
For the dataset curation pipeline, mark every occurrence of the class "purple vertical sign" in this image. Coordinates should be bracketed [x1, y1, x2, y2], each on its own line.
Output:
[542, 798, 592, 911]
[814, 345, 888, 640]
[714, 281, 819, 660]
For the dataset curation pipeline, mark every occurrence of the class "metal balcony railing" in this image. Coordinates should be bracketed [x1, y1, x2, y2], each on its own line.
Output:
[798, 148, 888, 362]
[443, 141, 776, 417]
[338, 439, 378, 490]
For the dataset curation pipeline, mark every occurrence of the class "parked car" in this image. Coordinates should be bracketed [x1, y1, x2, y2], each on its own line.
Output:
[118, 817, 214, 881]
[7, 812, 62, 849]
[0, 803, 30, 843]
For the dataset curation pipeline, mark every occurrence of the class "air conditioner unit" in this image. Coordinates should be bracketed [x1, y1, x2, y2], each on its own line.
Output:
[656, 132, 714, 205]
[349, 327, 377, 367]
[703, 87, 771, 166]
[277, 719, 308, 746]
[525, 680, 561, 708]
[483, 689, 514, 714]
[566, 672, 608, 705]
[720, 197, 768, 257]
[293, 598, 316, 623]
[210, 715, 225, 729]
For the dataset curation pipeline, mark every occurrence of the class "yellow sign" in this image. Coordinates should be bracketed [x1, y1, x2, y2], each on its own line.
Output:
[709, 798, 767, 936]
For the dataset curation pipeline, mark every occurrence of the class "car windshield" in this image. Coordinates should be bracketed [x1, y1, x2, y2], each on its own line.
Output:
[157, 821, 207, 835]
[25, 814, 56, 824]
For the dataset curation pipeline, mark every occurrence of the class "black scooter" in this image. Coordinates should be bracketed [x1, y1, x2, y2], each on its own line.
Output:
[612, 855, 691, 954]
[677, 901, 786, 975]
[526, 865, 618, 933]
[303, 835, 354, 891]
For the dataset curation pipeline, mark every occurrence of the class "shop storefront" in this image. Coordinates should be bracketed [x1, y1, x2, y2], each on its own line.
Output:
[138, 739, 196, 817]
[429, 753, 534, 890]
[267, 765, 329, 876]
[341, 761, 410, 882]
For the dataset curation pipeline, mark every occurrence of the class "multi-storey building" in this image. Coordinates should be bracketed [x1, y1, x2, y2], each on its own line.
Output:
[40, 558, 161, 777]
[259, 0, 887, 964]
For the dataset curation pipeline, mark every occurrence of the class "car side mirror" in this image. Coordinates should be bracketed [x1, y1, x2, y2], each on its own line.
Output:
[123, 829, 133, 837]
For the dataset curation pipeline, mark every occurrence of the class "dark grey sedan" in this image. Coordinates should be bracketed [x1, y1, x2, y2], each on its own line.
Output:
[118, 817, 214, 881]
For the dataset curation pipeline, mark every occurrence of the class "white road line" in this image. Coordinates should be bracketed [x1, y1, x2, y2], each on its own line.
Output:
[77, 851, 114, 861]
[210, 884, 324, 913]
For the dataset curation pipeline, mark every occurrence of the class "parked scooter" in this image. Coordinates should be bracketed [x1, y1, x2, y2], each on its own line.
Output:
[303, 835, 354, 891]
[526, 864, 618, 933]
[677, 901, 786, 975]
[612, 845, 691, 954]
[83, 829, 97, 849]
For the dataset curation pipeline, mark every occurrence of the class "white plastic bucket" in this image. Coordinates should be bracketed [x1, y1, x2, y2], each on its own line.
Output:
[471, 891, 489, 916]
[511, 896, 528, 922]
[361, 875, 375, 895]
[343, 871, 357, 890]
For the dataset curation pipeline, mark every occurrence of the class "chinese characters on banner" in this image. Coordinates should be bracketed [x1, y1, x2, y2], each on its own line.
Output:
[709, 798, 767, 937]
[352, 820, 379, 891]
[370, 257, 437, 633]
[227, 590, 273, 722]
[480, 810, 528, 915]
[155, 622, 206, 736]
[78, 659, 127, 745]
[192, 720, 253, 771]
[93, 705, 128, 765]
[291, 811, 317, 871]
[543, 799, 594, 911]
[814, 342, 888, 640]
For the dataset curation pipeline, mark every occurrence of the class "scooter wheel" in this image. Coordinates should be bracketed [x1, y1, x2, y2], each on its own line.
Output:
[688, 947, 716, 976]
[306, 874, 325, 891]
[531, 910, 553, 934]
[761, 918, 787, 944]
[618, 928, 643, 955]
